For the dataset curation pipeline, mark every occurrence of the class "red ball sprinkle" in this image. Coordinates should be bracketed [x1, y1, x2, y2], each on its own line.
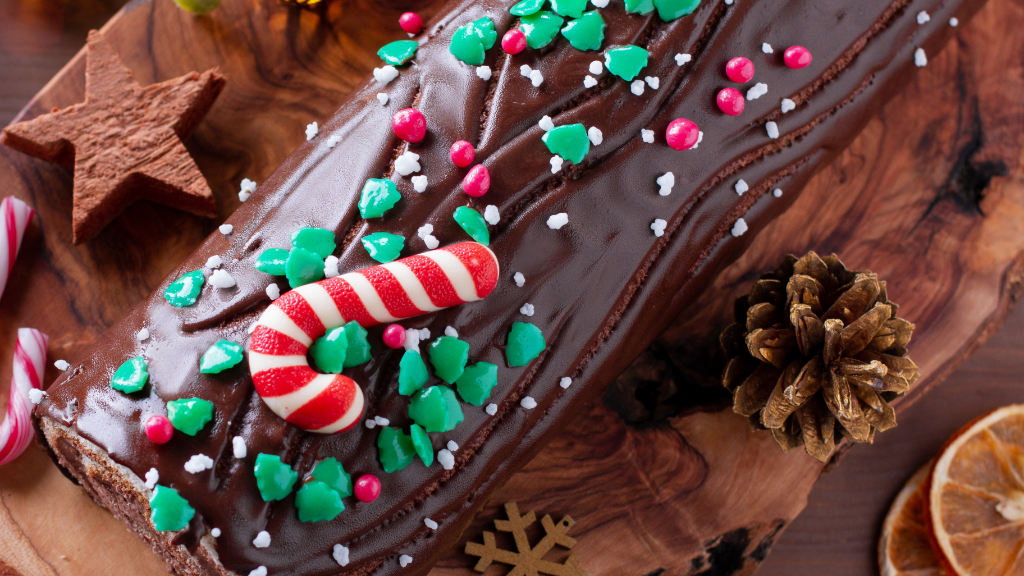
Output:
[716, 87, 745, 116]
[725, 57, 755, 83]
[784, 46, 812, 69]
[462, 165, 491, 197]
[392, 108, 427, 143]
[666, 118, 700, 151]
[399, 12, 424, 35]
[145, 415, 174, 444]
[450, 140, 476, 168]
[502, 29, 527, 55]
[354, 474, 381, 503]
[383, 324, 406, 349]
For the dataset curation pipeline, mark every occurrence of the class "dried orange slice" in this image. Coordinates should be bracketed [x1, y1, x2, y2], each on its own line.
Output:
[926, 404, 1024, 575]
[879, 462, 944, 576]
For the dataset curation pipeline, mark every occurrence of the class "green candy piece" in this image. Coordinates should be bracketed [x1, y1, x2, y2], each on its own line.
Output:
[149, 485, 195, 532]
[378, 427, 416, 473]
[358, 179, 401, 219]
[378, 40, 419, 66]
[560, 11, 605, 51]
[164, 270, 204, 307]
[449, 17, 497, 66]
[408, 386, 450, 432]
[166, 398, 214, 436]
[542, 124, 591, 164]
[255, 247, 289, 276]
[296, 481, 344, 522]
[199, 340, 244, 374]
[456, 362, 498, 406]
[398, 350, 429, 396]
[604, 45, 649, 81]
[438, 385, 465, 431]
[428, 336, 470, 384]
[111, 356, 148, 393]
[551, 0, 587, 18]
[341, 321, 371, 368]
[285, 247, 325, 288]
[624, 0, 655, 14]
[291, 227, 336, 259]
[654, 0, 700, 20]
[409, 423, 434, 467]
[520, 11, 565, 49]
[506, 322, 546, 367]
[254, 453, 298, 502]
[510, 0, 544, 16]
[361, 232, 405, 263]
[453, 206, 490, 246]
[310, 326, 348, 374]
[311, 457, 353, 498]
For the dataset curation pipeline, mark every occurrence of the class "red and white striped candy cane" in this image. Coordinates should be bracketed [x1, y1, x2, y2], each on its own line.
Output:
[0, 328, 49, 465]
[248, 242, 500, 433]
[0, 197, 34, 302]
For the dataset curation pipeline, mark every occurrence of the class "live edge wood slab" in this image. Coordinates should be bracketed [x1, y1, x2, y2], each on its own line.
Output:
[0, 0, 1021, 575]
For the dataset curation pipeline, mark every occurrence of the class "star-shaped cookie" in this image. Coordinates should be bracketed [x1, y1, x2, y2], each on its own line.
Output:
[0, 30, 225, 243]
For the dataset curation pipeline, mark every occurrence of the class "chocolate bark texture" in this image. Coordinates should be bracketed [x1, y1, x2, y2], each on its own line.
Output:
[35, 0, 986, 575]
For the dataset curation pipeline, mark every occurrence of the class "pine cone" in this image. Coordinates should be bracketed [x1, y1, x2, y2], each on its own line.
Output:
[720, 252, 919, 462]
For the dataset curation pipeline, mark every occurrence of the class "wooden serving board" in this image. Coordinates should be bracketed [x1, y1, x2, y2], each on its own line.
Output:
[0, 0, 1021, 575]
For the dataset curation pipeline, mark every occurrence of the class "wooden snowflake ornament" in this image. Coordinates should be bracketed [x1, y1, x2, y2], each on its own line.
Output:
[465, 502, 587, 576]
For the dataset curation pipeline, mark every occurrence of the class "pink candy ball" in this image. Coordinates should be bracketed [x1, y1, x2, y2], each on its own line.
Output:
[354, 474, 381, 503]
[392, 108, 427, 143]
[725, 57, 755, 83]
[462, 165, 490, 197]
[399, 12, 424, 35]
[145, 415, 174, 444]
[716, 87, 745, 116]
[784, 46, 812, 69]
[383, 324, 406, 349]
[450, 140, 476, 168]
[502, 29, 527, 55]
[666, 118, 700, 151]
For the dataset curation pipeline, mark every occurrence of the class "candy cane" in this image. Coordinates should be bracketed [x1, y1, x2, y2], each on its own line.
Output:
[0, 197, 34, 302]
[0, 328, 49, 465]
[249, 242, 499, 433]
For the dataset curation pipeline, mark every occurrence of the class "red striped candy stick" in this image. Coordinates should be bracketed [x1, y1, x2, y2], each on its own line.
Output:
[0, 328, 49, 465]
[248, 242, 500, 433]
[0, 197, 34, 302]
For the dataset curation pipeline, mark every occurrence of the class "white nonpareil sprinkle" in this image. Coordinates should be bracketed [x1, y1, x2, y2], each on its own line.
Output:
[184, 454, 214, 474]
[746, 82, 768, 100]
[28, 388, 46, 404]
[423, 235, 439, 249]
[645, 76, 660, 89]
[520, 64, 532, 77]
[249, 567, 267, 576]
[915, 48, 928, 67]
[917, 10, 930, 24]
[447, 440, 459, 452]
[55, 359, 69, 371]
[651, 219, 667, 237]
[587, 126, 603, 146]
[766, 121, 780, 139]
[444, 326, 459, 338]
[206, 255, 223, 269]
[514, 272, 525, 287]
[324, 255, 340, 278]
[219, 224, 233, 235]
[630, 80, 645, 96]
[520, 303, 535, 317]
[583, 75, 598, 89]
[589, 60, 603, 74]
[559, 377, 573, 389]
[725, 0, 733, 4]
[373, 65, 399, 84]
[641, 129, 655, 144]
[773, 188, 783, 198]
[735, 179, 749, 195]
[674, 53, 691, 66]
[137, 328, 150, 341]
[656, 172, 675, 197]
[376, 93, 389, 106]
[253, 531, 271, 548]
[731, 218, 749, 237]
[485, 403, 498, 415]
[476, 66, 492, 81]
[781, 98, 796, 113]
[232, 436, 247, 459]
[326, 134, 342, 149]
[374, 415, 391, 426]
[546, 213, 569, 230]
[424, 518, 438, 530]
[211, 528, 221, 538]
[417, 223, 433, 239]
[591, 0, 609, 7]
[306, 122, 319, 141]
[539, 115, 555, 131]
[403, 328, 421, 352]
[395, 151, 421, 176]
[550, 155, 564, 174]
[762, 43, 774, 54]
[266, 284, 281, 300]
[484, 205, 500, 225]
[411, 175, 428, 193]
[333, 544, 350, 567]
[950, 17, 959, 26]
[399, 555, 414, 568]
[521, 396, 538, 409]
[239, 178, 256, 202]
[145, 468, 159, 490]
[209, 270, 235, 289]
[364, 419, 377, 429]
[438, 449, 455, 470]
[530, 70, 544, 87]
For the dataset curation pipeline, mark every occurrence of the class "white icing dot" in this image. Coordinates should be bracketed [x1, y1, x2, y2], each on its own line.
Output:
[423, 235, 439, 249]
[630, 80, 645, 96]
[399, 555, 414, 568]
[587, 126, 603, 146]
[376, 93, 389, 106]
[583, 75, 598, 89]
[365, 419, 377, 429]
[589, 60, 603, 74]
[725, 0, 733, 5]
[485, 403, 498, 415]
[644, 76, 660, 89]
[239, 178, 257, 203]
[266, 284, 281, 300]
[915, 48, 928, 67]
[54, 359, 70, 371]
[641, 129, 655, 143]
[373, 65, 399, 84]
[762, 43, 774, 54]
[731, 218, 749, 237]
[657, 172, 675, 197]
[305, 122, 319, 141]
[773, 188, 783, 198]
[559, 377, 573, 389]
[395, 151, 421, 176]
[333, 544, 350, 566]
[28, 388, 45, 404]
[476, 65, 492, 80]
[520, 64, 533, 77]
[145, 468, 159, 490]
[438, 449, 455, 470]
[424, 518, 438, 530]
[550, 155, 564, 174]
[950, 17, 959, 26]
[520, 303, 535, 316]
[238, 191, 251, 202]
[417, 223, 433, 239]
[327, 134, 342, 148]
[232, 436, 247, 459]
[444, 326, 459, 338]
[253, 531, 271, 548]
[374, 415, 391, 426]
[539, 115, 555, 132]
[651, 218, 667, 237]
[219, 224, 233, 235]
[546, 213, 569, 229]
[674, 53, 691, 66]
[530, 70, 544, 87]
[746, 82, 768, 100]
[324, 255, 340, 278]
[184, 454, 214, 474]
[411, 175, 428, 193]
[484, 205, 500, 225]
[521, 396, 538, 409]
[591, 0, 609, 7]
[249, 567, 267, 576]
[403, 329, 421, 352]
[446, 440, 459, 452]
[137, 328, 150, 341]
[917, 10, 930, 24]
[205, 255, 223, 269]
[766, 121, 780, 139]
[781, 98, 796, 113]
[209, 269, 235, 289]
[735, 179, 749, 195]
[211, 528, 221, 537]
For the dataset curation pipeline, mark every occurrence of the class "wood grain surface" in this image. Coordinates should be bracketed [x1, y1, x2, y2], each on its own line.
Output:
[0, 0, 1021, 575]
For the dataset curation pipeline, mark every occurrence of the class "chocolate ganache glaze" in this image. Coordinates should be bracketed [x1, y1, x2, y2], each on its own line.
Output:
[35, 0, 986, 574]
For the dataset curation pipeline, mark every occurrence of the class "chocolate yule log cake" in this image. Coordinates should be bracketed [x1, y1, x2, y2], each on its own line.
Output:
[31, 0, 985, 574]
